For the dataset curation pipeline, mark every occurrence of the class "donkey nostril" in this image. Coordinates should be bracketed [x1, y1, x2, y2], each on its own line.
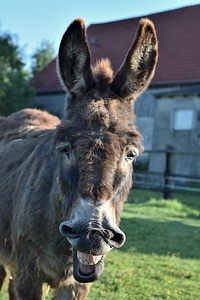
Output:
[104, 229, 114, 240]
[59, 222, 75, 238]
[114, 232, 126, 246]
[100, 227, 126, 248]
[109, 231, 126, 248]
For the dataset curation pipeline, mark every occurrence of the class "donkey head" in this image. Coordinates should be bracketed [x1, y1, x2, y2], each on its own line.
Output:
[55, 18, 158, 283]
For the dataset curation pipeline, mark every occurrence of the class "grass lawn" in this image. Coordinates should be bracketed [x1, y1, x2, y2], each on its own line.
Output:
[87, 189, 200, 300]
[1, 189, 200, 299]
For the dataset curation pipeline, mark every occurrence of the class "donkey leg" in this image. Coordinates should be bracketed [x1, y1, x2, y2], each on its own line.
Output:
[13, 267, 43, 300]
[14, 277, 43, 300]
[8, 276, 17, 300]
[0, 267, 18, 300]
[52, 282, 91, 300]
[0, 265, 6, 290]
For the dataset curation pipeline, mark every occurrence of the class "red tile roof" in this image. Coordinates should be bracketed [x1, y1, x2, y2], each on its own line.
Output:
[31, 59, 58, 94]
[32, 4, 200, 94]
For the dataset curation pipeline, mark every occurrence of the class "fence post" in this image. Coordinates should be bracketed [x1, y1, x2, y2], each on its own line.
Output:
[163, 149, 173, 199]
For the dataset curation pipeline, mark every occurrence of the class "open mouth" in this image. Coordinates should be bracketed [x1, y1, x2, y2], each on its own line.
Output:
[73, 249, 104, 283]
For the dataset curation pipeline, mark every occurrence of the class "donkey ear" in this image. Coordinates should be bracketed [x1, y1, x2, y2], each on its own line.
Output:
[111, 18, 158, 101]
[57, 18, 93, 94]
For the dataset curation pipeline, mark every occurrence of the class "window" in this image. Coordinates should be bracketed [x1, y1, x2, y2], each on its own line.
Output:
[173, 109, 194, 130]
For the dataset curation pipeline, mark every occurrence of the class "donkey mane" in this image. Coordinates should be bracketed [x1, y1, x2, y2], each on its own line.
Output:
[92, 59, 114, 87]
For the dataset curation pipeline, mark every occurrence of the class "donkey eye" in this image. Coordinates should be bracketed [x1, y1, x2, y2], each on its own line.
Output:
[61, 146, 70, 155]
[125, 147, 138, 163]
[57, 143, 71, 159]
[126, 151, 136, 161]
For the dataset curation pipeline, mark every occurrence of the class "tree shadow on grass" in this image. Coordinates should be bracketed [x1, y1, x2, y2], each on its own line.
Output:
[120, 216, 200, 259]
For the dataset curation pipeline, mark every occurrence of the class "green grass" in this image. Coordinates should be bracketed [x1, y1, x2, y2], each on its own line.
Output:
[1, 189, 200, 299]
[87, 189, 200, 300]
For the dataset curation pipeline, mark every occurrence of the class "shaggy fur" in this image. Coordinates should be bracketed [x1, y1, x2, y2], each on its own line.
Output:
[0, 108, 60, 144]
[0, 18, 158, 299]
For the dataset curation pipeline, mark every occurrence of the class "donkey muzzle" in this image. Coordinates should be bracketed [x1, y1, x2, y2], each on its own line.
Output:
[59, 221, 126, 253]
[59, 221, 126, 282]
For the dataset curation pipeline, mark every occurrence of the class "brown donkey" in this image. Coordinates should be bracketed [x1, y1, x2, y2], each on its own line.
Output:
[0, 18, 158, 299]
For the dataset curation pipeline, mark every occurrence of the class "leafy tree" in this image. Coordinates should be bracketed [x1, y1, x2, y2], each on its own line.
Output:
[0, 31, 35, 116]
[31, 39, 55, 76]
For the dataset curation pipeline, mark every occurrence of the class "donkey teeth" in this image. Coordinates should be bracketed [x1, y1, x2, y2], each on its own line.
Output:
[77, 252, 102, 265]
[78, 257, 94, 265]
